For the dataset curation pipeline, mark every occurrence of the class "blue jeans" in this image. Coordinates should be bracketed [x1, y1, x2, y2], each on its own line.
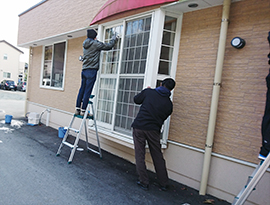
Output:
[76, 69, 97, 110]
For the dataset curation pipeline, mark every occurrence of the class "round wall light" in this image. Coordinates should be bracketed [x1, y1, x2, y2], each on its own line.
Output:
[188, 3, 198, 8]
[231, 37, 246, 49]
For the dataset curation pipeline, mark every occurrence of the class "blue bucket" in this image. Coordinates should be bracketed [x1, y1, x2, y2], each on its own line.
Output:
[58, 127, 67, 138]
[5, 115, 13, 124]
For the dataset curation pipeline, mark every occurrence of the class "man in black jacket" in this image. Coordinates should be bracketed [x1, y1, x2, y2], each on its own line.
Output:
[131, 78, 176, 191]
[75, 29, 118, 116]
[259, 31, 270, 160]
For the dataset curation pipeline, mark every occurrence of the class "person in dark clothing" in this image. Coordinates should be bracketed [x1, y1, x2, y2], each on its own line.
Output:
[75, 29, 118, 116]
[259, 31, 270, 160]
[131, 78, 176, 191]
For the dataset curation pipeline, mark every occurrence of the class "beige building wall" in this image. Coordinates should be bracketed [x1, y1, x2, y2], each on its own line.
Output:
[18, 0, 105, 46]
[170, 0, 270, 164]
[0, 41, 23, 82]
[19, 0, 270, 204]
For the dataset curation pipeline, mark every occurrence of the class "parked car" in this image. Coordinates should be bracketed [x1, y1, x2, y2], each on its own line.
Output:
[17, 81, 27, 92]
[0, 80, 17, 91]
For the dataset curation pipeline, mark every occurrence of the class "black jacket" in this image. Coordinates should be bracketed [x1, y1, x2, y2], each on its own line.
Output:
[82, 38, 117, 70]
[131, 86, 173, 131]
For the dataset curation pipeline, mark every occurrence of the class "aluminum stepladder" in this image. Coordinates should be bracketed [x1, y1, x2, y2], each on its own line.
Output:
[56, 95, 102, 164]
[232, 153, 270, 205]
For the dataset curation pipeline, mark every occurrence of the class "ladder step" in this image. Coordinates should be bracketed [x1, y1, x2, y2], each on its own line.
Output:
[74, 114, 93, 120]
[63, 141, 75, 148]
[69, 128, 79, 133]
[87, 147, 100, 155]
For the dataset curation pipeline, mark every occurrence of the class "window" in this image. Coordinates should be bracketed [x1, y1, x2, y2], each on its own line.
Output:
[41, 42, 66, 88]
[3, 54, 7, 60]
[95, 10, 180, 144]
[157, 15, 177, 77]
[97, 16, 151, 135]
[3, 72, 11, 78]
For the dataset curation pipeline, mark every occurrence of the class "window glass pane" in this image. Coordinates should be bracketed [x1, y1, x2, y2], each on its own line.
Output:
[140, 60, 146, 73]
[115, 78, 144, 134]
[145, 17, 151, 31]
[51, 42, 65, 88]
[3, 72, 11, 78]
[163, 16, 177, 31]
[160, 46, 173, 61]
[156, 80, 162, 88]
[143, 32, 150, 45]
[158, 61, 171, 75]
[162, 31, 175, 46]
[121, 16, 151, 74]
[42, 45, 52, 86]
[96, 78, 116, 123]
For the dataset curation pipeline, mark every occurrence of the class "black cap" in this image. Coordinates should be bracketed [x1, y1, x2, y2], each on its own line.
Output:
[87, 29, 97, 39]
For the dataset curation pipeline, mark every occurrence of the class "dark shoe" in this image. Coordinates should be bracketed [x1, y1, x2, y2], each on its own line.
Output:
[137, 180, 149, 191]
[153, 182, 169, 191]
[258, 153, 267, 160]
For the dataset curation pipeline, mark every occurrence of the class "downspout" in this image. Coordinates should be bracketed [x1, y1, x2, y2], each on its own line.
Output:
[24, 47, 32, 116]
[199, 0, 231, 195]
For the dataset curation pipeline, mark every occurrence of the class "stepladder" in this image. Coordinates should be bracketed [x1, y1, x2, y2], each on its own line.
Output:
[56, 95, 102, 163]
[232, 153, 270, 205]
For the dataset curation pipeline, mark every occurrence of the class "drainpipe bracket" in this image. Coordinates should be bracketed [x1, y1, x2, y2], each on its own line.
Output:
[221, 18, 230, 23]
[213, 82, 222, 87]
[205, 144, 213, 148]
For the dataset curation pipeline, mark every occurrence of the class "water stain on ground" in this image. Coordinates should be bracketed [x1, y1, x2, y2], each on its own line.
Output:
[0, 119, 26, 133]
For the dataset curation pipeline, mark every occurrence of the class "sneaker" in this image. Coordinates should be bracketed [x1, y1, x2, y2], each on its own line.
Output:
[258, 154, 267, 160]
[80, 110, 86, 116]
[153, 182, 169, 191]
[80, 110, 93, 118]
[75, 108, 80, 115]
[136, 180, 149, 191]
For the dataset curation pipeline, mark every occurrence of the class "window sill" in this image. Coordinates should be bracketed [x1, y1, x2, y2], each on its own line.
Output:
[88, 126, 134, 149]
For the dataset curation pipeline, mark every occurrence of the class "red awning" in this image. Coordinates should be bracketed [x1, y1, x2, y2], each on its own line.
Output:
[90, 0, 178, 25]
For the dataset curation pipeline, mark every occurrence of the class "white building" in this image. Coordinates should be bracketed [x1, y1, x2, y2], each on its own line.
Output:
[0, 40, 24, 83]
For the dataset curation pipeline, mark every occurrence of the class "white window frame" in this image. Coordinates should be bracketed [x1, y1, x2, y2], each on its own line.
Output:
[91, 9, 182, 147]
[40, 40, 67, 90]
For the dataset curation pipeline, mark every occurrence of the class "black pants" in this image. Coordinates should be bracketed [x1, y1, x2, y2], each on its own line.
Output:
[260, 69, 270, 157]
[132, 128, 168, 186]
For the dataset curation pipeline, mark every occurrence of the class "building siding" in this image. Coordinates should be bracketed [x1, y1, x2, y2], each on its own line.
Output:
[169, 0, 270, 164]
[18, 0, 105, 45]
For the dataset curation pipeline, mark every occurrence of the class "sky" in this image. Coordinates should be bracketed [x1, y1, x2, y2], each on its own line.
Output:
[0, 0, 42, 62]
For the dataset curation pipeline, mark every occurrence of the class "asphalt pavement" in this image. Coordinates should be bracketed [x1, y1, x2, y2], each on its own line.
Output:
[0, 90, 230, 205]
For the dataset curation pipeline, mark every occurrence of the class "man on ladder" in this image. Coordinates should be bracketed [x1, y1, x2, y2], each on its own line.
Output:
[259, 31, 270, 160]
[233, 31, 270, 205]
[75, 29, 118, 116]
[57, 29, 118, 163]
